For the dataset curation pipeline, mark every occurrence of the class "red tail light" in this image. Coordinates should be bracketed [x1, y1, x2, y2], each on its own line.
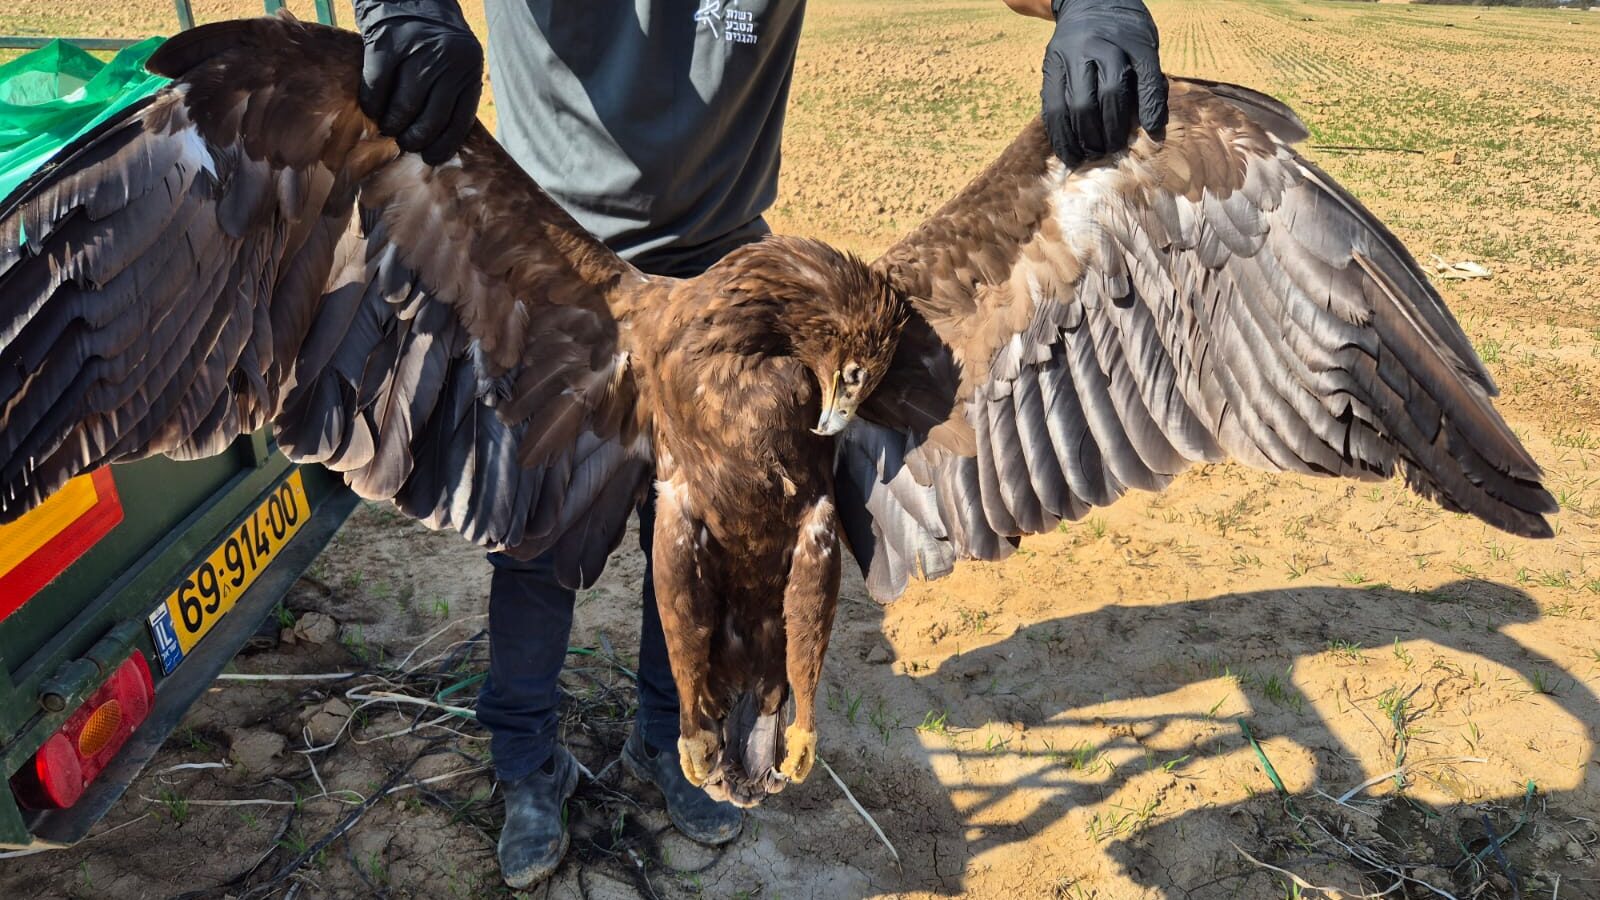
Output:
[10, 653, 154, 809]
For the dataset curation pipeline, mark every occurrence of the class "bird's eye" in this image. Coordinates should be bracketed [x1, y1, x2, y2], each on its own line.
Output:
[842, 362, 864, 386]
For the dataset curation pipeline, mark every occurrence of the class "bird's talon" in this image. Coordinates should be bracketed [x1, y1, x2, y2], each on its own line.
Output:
[778, 726, 815, 783]
[677, 731, 720, 786]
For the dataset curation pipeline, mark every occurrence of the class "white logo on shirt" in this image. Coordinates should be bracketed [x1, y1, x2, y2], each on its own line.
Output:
[694, 0, 759, 45]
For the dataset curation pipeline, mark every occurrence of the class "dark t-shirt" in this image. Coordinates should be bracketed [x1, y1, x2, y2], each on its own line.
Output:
[486, 0, 807, 276]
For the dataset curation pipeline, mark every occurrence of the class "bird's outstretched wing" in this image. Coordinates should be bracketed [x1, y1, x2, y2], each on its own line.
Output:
[839, 78, 1556, 601]
[0, 16, 652, 587]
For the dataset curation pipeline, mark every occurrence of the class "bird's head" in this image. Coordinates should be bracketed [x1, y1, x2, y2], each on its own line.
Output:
[713, 236, 907, 436]
[806, 345, 887, 437]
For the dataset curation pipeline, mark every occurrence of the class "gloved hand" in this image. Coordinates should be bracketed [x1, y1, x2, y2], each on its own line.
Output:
[1041, 0, 1168, 165]
[353, 0, 483, 165]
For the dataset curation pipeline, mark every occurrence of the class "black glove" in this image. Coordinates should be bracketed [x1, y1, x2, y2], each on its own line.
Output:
[353, 0, 483, 165]
[1041, 0, 1168, 165]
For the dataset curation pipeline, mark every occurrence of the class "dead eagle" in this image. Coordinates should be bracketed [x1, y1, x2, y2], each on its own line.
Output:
[0, 17, 1555, 806]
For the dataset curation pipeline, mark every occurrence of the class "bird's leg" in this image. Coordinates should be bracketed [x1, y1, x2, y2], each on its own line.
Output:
[778, 496, 842, 784]
[651, 485, 722, 787]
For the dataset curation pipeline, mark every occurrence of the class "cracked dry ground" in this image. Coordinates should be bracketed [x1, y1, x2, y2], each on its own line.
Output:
[2, 0, 1599, 897]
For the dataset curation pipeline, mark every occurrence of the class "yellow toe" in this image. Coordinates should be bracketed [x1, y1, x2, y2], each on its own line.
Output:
[677, 732, 718, 786]
[778, 726, 816, 783]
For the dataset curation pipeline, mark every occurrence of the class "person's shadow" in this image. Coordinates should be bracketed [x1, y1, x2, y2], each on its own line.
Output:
[815, 578, 1599, 897]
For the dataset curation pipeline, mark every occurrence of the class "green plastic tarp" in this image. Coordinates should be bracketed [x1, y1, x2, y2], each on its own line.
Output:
[0, 37, 168, 203]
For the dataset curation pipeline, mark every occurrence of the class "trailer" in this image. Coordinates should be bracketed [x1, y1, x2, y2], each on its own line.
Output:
[0, 1, 356, 850]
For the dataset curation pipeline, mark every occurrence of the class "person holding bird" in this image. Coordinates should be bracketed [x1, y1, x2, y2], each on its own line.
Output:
[350, 0, 1169, 888]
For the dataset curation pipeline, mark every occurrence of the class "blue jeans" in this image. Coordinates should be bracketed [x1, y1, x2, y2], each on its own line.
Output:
[478, 489, 680, 781]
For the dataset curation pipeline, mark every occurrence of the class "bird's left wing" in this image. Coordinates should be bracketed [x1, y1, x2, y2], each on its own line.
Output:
[0, 16, 653, 587]
[838, 78, 1555, 601]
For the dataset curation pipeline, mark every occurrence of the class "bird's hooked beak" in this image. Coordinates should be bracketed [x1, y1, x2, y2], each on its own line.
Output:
[812, 368, 858, 436]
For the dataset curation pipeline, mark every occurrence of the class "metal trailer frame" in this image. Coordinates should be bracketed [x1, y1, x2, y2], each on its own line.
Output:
[0, 0, 357, 849]
[1, 449, 356, 848]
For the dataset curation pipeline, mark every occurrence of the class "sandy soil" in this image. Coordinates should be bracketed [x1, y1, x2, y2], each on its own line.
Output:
[2, 1, 1598, 898]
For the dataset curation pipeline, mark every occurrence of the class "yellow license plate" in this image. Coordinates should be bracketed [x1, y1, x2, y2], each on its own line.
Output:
[146, 472, 309, 674]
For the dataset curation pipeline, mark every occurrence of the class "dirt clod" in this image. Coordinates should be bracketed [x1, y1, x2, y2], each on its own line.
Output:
[286, 610, 337, 645]
[227, 729, 287, 773]
[302, 697, 354, 745]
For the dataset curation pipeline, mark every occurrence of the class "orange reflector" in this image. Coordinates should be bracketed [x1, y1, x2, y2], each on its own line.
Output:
[77, 700, 124, 757]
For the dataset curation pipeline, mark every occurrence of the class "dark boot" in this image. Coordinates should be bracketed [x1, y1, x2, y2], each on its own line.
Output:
[497, 746, 580, 889]
[621, 728, 743, 846]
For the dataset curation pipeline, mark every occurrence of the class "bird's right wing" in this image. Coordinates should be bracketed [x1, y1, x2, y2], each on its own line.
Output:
[0, 15, 652, 587]
[836, 78, 1555, 601]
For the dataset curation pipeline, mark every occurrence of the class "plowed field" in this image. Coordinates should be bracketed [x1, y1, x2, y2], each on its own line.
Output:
[2, 1, 1597, 898]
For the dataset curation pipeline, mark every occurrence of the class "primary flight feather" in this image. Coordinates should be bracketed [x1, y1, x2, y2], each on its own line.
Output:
[0, 16, 1554, 806]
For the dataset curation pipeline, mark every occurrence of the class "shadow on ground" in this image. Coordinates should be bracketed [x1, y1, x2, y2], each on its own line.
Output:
[808, 579, 1600, 897]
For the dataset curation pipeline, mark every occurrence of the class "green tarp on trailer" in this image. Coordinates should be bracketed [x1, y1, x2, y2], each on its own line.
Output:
[0, 37, 167, 202]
